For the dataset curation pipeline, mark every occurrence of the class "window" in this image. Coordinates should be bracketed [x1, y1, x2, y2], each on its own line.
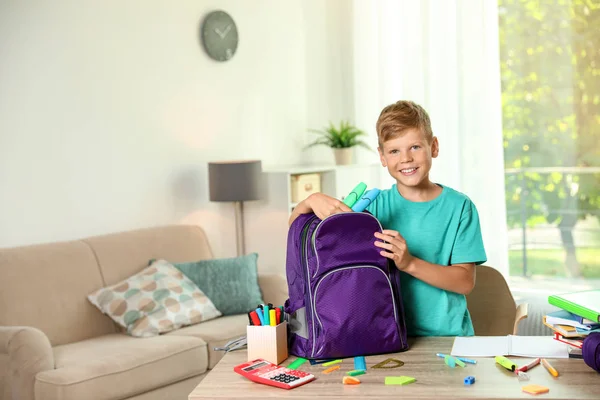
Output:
[499, 0, 600, 279]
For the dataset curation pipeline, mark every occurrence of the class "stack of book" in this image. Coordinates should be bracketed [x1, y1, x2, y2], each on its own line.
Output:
[544, 290, 600, 359]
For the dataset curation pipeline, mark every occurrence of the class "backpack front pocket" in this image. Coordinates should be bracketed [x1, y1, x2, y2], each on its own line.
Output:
[310, 265, 403, 359]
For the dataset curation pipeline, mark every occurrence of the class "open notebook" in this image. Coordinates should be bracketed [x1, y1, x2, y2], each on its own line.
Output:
[451, 335, 569, 359]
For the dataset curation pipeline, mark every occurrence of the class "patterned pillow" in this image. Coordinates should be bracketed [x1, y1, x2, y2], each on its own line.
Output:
[88, 260, 222, 337]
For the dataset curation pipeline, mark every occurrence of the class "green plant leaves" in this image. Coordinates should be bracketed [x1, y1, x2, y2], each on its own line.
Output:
[305, 120, 372, 150]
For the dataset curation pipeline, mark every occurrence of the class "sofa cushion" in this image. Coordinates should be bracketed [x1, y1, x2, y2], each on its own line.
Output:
[0, 240, 116, 346]
[167, 314, 248, 369]
[88, 260, 221, 337]
[34, 333, 207, 400]
[172, 253, 264, 315]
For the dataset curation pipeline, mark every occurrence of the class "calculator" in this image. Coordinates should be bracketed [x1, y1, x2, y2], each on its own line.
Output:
[234, 359, 315, 390]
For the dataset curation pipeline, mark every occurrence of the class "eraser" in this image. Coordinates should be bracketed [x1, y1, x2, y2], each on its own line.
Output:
[342, 376, 361, 385]
[522, 384, 549, 395]
[385, 376, 416, 385]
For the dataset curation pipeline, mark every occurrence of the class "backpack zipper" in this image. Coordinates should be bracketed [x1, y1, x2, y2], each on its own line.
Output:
[299, 215, 317, 348]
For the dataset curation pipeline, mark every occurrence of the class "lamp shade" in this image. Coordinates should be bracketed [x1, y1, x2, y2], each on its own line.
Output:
[208, 160, 262, 202]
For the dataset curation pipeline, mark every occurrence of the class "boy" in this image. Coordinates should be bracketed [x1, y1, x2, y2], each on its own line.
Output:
[289, 100, 487, 336]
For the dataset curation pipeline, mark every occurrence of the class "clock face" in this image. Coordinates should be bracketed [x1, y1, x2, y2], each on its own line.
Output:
[200, 11, 239, 62]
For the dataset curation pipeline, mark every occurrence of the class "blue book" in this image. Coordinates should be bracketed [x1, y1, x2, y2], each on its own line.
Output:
[569, 311, 597, 325]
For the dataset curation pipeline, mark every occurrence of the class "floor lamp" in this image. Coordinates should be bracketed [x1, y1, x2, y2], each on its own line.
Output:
[208, 160, 262, 256]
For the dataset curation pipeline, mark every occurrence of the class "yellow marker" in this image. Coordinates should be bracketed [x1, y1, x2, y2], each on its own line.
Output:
[322, 359, 343, 367]
[541, 358, 559, 377]
[269, 309, 276, 326]
[495, 355, 517, 372]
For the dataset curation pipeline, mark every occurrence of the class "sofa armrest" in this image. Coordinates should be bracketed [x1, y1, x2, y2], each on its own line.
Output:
[258, 274, 289, 307]
[0, 326, 54, 400]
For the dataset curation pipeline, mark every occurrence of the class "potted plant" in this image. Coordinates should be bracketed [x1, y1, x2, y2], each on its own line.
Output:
[305, 121, 372, 165]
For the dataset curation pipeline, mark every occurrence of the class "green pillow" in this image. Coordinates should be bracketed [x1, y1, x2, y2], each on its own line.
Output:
[169, 253, 264, 316]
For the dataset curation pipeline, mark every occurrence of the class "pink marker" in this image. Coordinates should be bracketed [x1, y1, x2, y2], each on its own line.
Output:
[516, 358, 540, 373]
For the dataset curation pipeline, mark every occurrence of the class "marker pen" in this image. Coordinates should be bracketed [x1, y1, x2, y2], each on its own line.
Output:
[495, 355, 517, 371]
[516, 358, 540, 373]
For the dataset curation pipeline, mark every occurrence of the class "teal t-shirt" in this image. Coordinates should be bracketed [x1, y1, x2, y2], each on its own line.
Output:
[366, 184, 487, 336]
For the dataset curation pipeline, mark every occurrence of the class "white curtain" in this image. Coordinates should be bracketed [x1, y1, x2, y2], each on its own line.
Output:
[351, 0, 509, 276]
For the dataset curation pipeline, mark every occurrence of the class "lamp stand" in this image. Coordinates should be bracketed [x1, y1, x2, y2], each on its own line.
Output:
[234, 201, 245, 256]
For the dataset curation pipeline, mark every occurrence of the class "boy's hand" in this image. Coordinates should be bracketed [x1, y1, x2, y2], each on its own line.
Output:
[306, 193, 352, 220]
[374, 230, 414, 271]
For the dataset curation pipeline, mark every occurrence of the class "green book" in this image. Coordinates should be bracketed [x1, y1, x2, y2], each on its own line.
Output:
[548, 290, 600, 323]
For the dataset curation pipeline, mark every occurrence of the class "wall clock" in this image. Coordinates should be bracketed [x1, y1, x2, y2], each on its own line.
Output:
[200, 10, 239, 62]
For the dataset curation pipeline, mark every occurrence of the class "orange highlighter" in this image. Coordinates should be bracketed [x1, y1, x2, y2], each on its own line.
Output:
[541, 358, 559, 377]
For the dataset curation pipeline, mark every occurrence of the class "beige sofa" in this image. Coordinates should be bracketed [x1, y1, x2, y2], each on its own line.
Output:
[0, 225, 288, 400]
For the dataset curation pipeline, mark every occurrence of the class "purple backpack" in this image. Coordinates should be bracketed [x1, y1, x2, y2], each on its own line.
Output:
[284, 212, 409, 359]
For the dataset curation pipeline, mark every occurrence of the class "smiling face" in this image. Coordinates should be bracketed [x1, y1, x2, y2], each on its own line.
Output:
[378, 128, 439, 189]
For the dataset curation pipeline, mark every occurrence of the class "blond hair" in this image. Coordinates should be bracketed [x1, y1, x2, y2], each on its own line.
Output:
[375, 100, 433, 147]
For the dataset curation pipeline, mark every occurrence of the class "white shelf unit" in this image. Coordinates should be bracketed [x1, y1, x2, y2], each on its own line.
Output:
[263, 163, 382, 214]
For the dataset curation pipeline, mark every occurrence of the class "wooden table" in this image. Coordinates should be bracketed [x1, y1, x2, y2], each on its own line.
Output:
[189, 337, 598, 399]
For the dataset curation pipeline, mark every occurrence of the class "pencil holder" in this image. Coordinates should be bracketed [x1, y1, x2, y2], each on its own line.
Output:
[247, 321, 288, 365]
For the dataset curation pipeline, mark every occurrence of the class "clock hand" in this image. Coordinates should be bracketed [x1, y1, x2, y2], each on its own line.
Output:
[214, 27, 225, 39]
[222, 24, 232, 37]
[214, 24, 232, 39]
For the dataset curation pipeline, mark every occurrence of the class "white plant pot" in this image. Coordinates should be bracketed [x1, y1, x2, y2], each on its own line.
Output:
[333, 148, 353, 165]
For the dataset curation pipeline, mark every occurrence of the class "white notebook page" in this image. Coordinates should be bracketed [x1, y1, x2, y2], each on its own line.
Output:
[509, 335, 569, 358]
[451, 335, 569, 358]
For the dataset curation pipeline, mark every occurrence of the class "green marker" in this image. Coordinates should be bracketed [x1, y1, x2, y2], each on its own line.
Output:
[347, 370, 366, 376]
[495, 355, 517, 371]
[342, 182, 367, 208]
[287, 357, 307, 370]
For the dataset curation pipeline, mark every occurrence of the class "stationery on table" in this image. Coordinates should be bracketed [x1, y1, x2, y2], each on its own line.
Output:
[234, 359, 315, 390]
[248, 304, 285, 326]
[495, 355, 517, 371]
[522, 384, 550, 395]
[450, 335, 569, 358]
[287, 357, 308, 370]
[541, 358, 559, 377]
[548, 290, 600, 323]
[516, 358, 540, 373]
[436, 353, 477, 364]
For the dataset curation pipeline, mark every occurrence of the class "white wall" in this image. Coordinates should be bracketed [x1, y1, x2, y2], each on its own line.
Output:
[0, 0, 354, 273]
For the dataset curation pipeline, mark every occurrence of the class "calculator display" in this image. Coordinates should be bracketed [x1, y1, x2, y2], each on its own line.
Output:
[243, 361, 269, 372]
